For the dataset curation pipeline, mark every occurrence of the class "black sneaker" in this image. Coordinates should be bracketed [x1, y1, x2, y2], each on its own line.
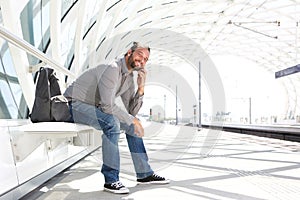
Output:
[104, 181, 129, 194]
[137, 174, 170, 184]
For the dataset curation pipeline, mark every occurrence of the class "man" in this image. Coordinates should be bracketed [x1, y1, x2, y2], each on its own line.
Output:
[64, 42, 169, 194]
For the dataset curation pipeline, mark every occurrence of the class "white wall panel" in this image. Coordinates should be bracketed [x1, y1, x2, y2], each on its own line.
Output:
[15, 142, 49, 184]
[0, 126, 19, 195]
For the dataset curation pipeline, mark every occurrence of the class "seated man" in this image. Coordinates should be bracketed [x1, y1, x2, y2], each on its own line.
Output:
[64, 42, 169, 194]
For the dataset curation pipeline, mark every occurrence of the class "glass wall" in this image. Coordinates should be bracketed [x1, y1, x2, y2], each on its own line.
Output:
[0, 0, 96, 119]
[20, 0, 50, 65]
[0, 0, 51, 119]
[0, 9, 28, 119]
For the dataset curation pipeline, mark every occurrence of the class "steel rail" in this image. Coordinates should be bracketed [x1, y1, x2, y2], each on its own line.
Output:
[0, 25, 75, 79]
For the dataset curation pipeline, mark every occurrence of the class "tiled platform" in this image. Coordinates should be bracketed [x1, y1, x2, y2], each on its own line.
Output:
[21, 123, 300, 200]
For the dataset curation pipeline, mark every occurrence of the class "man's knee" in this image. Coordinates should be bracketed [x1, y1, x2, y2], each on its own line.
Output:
[120, 123, 136, 136]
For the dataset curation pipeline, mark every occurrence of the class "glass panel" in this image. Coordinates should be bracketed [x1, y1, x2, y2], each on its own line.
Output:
[30, 0, 50, 49]
[1, 44, 17, 77]
[0, 42, 28, 119]
[61, 20, 77, 69]
[83, 0, 98, 34]
[20, 0, 51, 66]
[0, 80, 12, 119]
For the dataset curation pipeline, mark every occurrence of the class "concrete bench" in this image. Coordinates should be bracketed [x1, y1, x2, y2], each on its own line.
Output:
[20, 122, 95, 138]
[15, 122, 100, 161]
[1, 121, 101, 200]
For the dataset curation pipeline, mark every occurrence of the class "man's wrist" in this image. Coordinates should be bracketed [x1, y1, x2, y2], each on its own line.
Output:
[138, 87, 144, 96]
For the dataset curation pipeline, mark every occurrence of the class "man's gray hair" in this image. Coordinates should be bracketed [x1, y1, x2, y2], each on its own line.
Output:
[130, 42, 150, 53]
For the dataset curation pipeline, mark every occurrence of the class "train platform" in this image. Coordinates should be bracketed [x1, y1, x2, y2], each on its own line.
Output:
[21, 123, 300, 200]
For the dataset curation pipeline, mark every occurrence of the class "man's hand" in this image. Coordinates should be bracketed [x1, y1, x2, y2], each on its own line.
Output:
[132, 117, 144, 137]
[137, 69, 147, 95]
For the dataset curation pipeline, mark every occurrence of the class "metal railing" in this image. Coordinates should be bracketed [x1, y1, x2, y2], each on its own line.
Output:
[0, 25, 75, 79]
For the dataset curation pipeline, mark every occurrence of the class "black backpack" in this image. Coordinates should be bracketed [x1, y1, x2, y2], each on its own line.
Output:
[30, 67, 71, 123]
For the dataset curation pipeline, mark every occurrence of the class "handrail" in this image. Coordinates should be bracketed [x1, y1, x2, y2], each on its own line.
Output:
[0, 25, 75, 79]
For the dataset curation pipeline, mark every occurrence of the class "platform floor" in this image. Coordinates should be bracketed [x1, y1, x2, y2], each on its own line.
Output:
[21, 124, 300, 200]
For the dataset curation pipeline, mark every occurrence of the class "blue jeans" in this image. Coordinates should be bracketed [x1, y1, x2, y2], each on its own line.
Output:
[69, 100, 153, 184]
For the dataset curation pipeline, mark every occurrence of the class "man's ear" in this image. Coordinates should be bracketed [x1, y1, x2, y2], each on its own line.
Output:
[127, 49, 132, 56]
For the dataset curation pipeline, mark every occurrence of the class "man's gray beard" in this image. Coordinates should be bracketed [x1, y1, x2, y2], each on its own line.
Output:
[131, 63, 142, 71]
[133, 67, 143, 71]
